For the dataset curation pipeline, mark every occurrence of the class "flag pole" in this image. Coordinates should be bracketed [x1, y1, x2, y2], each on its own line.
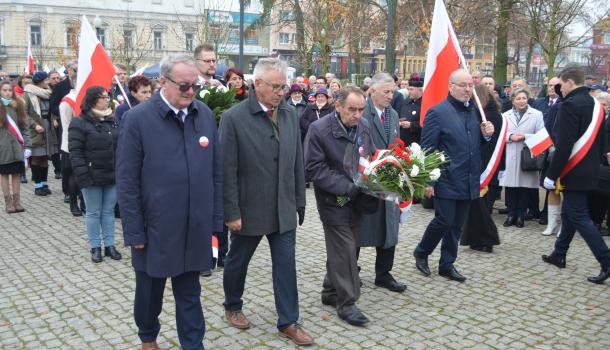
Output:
[458, 57, 487, 123]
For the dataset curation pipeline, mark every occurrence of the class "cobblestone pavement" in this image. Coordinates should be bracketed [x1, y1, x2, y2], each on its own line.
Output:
[1, 176, 610, 349]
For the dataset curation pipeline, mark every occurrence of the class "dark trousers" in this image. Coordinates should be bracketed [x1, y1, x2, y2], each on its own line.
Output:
[505, 187, 528, 218]
[415, 197, 470, 270]
[553, 191, 610, 269]
[588, 192, 610, 226]
[60, 151, 79, 198]
[356, 246, 396, 283]
[527, 188, 541, 217]
[134, 270, 204, 350]
[322, 224, 360, 316]
[217, 225, 229, 266]
[223, 230, 298, 330]
[484, 184, 499, 213]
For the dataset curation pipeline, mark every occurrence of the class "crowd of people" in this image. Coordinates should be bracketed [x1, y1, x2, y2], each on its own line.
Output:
[1, 42, 610, 350]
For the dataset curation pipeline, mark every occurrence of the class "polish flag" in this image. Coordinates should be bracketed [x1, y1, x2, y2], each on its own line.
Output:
[211, 234, 219, 267]
[25, 42, 35, 75]
[525, 128, 554, 157]
[420, 0, 464, 126]
[65, 15, 116, 115]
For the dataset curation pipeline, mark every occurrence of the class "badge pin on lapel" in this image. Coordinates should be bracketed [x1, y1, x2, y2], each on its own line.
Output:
[199, 136, 209, 148]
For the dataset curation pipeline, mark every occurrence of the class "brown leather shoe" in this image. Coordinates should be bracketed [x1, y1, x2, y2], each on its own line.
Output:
[141, 341, 159, 350]
[225, 309, 250, 329]
[279, 324, 314, 346]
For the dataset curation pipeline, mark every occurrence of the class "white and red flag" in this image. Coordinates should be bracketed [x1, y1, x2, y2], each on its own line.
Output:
[480, 115, 508, 191]
[65, 15, 115, 115]
[25, 42, 35, 75]
[420, 0, 464, 126]
[525, 128, 554, 157]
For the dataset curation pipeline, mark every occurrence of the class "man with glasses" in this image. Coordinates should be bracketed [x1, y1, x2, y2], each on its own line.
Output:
[194, 43, 223, 87]
[117, 53, 223, 350]
[413, 69, 494, 283]
[219, 58, 314, 346]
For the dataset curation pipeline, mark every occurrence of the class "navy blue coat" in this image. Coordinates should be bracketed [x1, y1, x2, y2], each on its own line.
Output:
[421, 94, 486, 200]
[116, 91, 223, 278]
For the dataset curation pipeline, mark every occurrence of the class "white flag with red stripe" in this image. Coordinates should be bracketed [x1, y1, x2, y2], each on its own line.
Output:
[525, 128, 553, 157]
[64, 16, 116, 115]
[25, 41, 35, 75]
[420, 0, 464, 126]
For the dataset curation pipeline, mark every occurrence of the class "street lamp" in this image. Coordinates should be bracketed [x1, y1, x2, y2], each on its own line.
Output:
[93, 15, 102, 29]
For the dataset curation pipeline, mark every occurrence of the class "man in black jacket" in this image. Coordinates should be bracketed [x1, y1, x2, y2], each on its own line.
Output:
[50, 61, 77, 188]
[304, 86, 374, 326]
[398, 75, 423, 146]
[542, 67, 610, 284]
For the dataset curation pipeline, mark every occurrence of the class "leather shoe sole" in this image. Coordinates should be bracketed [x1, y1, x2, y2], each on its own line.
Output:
[375, 280, 407, 293]
[587, 267, 610, 284]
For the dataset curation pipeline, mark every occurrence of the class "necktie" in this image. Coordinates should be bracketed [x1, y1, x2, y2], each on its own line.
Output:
[381, 109, 390, 138]
[266, 109, 274, 118]
[380, 111, 385, 124]
[176, 110, 185, 121]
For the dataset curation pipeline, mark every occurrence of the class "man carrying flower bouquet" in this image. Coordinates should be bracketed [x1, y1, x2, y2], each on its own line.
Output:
[304, 86, 376, 326]
[359, 72, 407, 293]
[413, 69, 494, 283]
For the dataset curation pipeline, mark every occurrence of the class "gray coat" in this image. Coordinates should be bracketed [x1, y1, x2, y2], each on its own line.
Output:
[359, 98, 401, 248]
[219, 92, 306, 236]
[499, 106, 544, 189]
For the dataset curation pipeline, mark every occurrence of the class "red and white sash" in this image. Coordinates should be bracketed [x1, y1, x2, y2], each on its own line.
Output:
[559, 99, 604, 179]
[480, 114, 508, 191]
[62, 91, 78, 113]
[6, 114, 24, 148]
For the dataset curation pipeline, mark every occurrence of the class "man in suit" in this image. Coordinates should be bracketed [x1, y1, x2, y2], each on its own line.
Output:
[219, 58, 314, 346]
[413, 69, 494, 282]
[305, 86, 375, 326]
[542, 67, 610, 284]
[359, 72, 407, 293]
[117, 53, 223, 350]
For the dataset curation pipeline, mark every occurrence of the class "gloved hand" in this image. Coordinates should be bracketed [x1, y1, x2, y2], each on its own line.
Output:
[543, 177, 556, 190]
[297, 207, 305, 226]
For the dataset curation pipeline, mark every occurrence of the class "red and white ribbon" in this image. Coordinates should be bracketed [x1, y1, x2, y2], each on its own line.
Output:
[480, 114, 508, 191]
[6, 114, 24, 148]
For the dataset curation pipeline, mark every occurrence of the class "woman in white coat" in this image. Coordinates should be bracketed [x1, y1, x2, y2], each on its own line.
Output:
[500, 88, 545, 228]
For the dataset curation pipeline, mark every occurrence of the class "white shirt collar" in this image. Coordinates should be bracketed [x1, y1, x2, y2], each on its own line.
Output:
[374, 106, 384, 119]
[160, 89, 188, 121]
[258, 102, 271, 112]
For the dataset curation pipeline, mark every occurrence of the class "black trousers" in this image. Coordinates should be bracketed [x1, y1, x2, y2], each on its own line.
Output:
[527, 188, 541, 217]
[505, 187, 528, 218]
[588, 192, 610, 226]
[134, 270, 204, 350]
[60, 151, 79, 198]
[356, 245, 396, 283]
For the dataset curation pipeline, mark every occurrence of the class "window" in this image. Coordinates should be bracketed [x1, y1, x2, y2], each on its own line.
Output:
[66, 26, 78, 49]
[605, 32, 610, 44]
[279, 10, 294, 21]
[123, 30, 133, 49]
[279, 32, 294, 45]
[30, 25, 41, 46]
[96, 28, 106, 47]
[154, 31, 162, 50]
[185, 33, 194, 51]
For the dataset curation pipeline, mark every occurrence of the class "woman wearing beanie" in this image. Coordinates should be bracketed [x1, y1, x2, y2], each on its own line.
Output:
[0, 81, 28, 213]
[69, 86, 121, 263]
[23, 71, 57, 196]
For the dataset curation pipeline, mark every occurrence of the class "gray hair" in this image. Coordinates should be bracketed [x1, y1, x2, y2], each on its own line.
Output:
[369, 72, 394, 89]
[596, 92, 610, 105]
[253, 58, 287, 80]
[65, 60, 77, 70]
[160, 53, 197, 80]
[510, 87, 531, 101]
[335, 86, 365, 106]
[449, 69, 471, 84]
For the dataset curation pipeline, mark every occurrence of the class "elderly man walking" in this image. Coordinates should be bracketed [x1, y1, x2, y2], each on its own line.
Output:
[219, 58, 314, 346]
[413, 69, 494, 283]
[117, 53, 223, 350]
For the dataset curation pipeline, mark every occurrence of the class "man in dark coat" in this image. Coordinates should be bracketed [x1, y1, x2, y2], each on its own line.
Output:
[359, 72, 407, 292]
[542, 67, 610, 284]
[413, 69, 494, 282]
[117, 53, 223, 350]
[398, 75, 423, 146]
[305, 86, 375, 327]
[219, 58, 314, 346]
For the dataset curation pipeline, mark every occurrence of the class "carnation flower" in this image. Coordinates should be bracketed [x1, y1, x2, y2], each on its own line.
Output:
[429, 168, 441, 181]
[199, 89, 210, 99]
[410, 165, 420, 177]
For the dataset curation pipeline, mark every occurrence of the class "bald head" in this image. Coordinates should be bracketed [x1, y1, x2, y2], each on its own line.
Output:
[448, 69, 474, 103]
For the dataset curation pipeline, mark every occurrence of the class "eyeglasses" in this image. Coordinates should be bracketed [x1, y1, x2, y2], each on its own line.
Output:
[166, 77, 202, 92]
[260, 79, 287, 92]
[197, 59, 217, 64]
[451, 83, 474, 89]
[98, 95, 110, 100]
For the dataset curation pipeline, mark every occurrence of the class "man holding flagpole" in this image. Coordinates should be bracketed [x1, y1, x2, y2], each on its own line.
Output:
[542, 67, 610, 284]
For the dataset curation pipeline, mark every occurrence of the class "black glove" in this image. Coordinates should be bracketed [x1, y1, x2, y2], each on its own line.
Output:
[347, 185, 360, 200]
[297, 207, 305, 226]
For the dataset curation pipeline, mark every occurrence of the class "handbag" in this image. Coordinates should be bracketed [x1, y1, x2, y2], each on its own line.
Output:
[520, 146, 545, 171]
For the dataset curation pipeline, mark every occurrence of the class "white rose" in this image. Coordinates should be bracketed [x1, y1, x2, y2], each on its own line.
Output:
[409, 142, 421, 154]
[410, 165, 420, 177]
[217, 85, 229, 93]
[440, 154, 446, 162]
[199, 89, 210, 99]
[429, 168, 441, 181]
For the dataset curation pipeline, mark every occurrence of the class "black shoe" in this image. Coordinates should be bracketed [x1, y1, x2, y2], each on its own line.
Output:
[525, 212, 539, 220]
[43, 186, 51, 195]
[503, 216, 515, 227]
[305, 182, 311, 189]
[201, 270, 212, 277]
[515, 217, 525, 228]
[482, 246, 493, 253]
[499, 208, 508, 214]
[321, 295, 337, 307]
[20, 173, 27, 184]
[104, 246, 122, 260]
[339, 309, 369, 327]
[413, 251, 431, 277]
[91, 247, 103, 263]
[587, 266, 610, 284]
[34, 188, 47, 196]
[70, 199, 82, 216]
[542, 254, 566, 268]
[375, 279, 407, 293]
[54, 172, 62, 179]
[439, 266, 466, 282]
[63, 194, 70, 203]
[538, 216, 548, 225]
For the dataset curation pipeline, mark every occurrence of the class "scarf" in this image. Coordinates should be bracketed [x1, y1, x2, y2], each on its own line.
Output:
[24, 84, 51, 118]
[91, 108, 113, 119]
[1, 97, 11, 106]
